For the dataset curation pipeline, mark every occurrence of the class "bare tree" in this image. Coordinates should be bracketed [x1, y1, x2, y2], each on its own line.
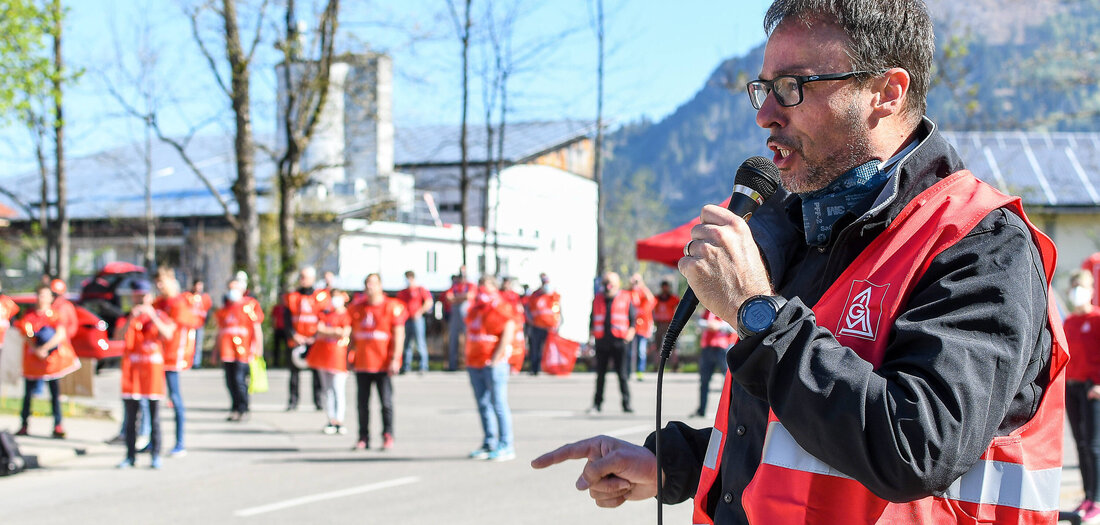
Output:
[448, 0, 473, 268]
[273, 0, 339, 293]
[589, 0, 607, 275]
[48, 0, 69, 280]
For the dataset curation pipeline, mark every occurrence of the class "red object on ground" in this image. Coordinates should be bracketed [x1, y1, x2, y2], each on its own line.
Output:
[541, 332, 579, 376]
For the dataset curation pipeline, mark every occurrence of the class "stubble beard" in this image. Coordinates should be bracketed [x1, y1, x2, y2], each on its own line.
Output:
[785, 99, 874, 194]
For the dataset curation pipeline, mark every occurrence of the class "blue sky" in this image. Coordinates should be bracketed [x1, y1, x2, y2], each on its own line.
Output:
[1, 0, 773, 166]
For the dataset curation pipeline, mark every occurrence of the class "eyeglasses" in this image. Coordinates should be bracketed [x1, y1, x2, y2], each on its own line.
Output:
[746, 70, 881, 109]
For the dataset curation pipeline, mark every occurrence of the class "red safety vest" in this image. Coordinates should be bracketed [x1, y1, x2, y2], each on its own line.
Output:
[699, 310, 734, 350]
[285, 289, 330, 344]
[530, 291, 562, 330]
[653, 293, 680, 324]
[591, 292, 632, 340]
[693, 171, 1067, 524]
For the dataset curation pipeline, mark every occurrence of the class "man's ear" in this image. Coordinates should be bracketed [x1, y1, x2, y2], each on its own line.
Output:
[871, 67, 910, 118]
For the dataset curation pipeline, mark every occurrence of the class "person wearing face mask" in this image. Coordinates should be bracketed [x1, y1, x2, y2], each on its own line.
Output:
[1065, 269, 1100, 520]
[526, 273, 562, 376]
[214, 278, 264, 423]
[587, 272, 636, 414]
[397, 270, 433, 374]
[309, 290, 352, 435]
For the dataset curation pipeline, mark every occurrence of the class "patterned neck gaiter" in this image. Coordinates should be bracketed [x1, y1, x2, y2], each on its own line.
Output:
[800, 160, 889, 246]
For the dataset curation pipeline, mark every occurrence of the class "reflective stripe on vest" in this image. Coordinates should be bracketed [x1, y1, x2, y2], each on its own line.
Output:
[353, 330, 389, 341]
[693, 171, 1067, 524]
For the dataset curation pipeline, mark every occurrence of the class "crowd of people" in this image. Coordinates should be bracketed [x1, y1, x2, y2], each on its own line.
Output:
[0, 261, 734, 469]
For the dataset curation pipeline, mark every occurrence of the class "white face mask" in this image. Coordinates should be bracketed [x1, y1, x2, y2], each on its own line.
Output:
[332, 298, 346, 309]
[227, 289, 244, 303]
[1070, 286, 1093, 308]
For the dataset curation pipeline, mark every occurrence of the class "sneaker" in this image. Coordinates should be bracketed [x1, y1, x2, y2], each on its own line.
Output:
[636, 371, 644, 382]
[238, 412, 251, 423]
[150, 456, 162, 469]
[117, 458, 135, 469]
[52, 425, 66, 439]
[1084, 504, 1100, 523]
[336, 425, 347, 435]
[585, 405, 601, 415]
[14, 425, 28, 437]
[169, 445, 187, 458]
[353, 440, 368, 451]
[623, 406, 634, 414]
[226, 411, 240, 422]
[468, 446, 492, 460]
[382, 433, 394, 450]
[488, 447, 516, 462]
[1076, 500, 1093, 516]
[322, 424, 338, 435]
[692, 409, 705, 418]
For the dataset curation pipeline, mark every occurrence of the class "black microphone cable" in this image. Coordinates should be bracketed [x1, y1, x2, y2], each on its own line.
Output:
[654, 157, 779, 525]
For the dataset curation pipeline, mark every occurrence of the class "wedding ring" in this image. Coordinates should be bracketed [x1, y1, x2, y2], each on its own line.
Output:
[683, 240, 694, 257]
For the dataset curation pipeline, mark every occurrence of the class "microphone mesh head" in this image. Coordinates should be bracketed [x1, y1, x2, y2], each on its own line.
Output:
[735, 156, 780, 201]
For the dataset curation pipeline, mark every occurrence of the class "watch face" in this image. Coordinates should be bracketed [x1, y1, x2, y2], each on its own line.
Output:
[742, 299, 777, 334]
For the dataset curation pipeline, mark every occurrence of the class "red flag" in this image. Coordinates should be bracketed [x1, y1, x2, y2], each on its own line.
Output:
[542, 332, 580, 375]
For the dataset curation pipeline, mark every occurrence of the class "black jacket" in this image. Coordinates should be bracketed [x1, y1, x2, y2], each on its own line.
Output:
[645, 119, 1052, 524]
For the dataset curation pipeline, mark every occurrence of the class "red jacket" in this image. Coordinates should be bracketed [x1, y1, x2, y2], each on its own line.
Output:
[695, 172, 1067, 524]
[121, 310, 169, 399]
[1064, 309, 1100, 383]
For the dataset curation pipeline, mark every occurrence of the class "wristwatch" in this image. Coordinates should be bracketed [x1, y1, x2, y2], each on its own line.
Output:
[737, 295, 787, 339]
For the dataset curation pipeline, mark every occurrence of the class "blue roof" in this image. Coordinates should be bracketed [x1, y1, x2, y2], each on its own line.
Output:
[394, 120, 596, 165]
[941, 130, 1100, 207]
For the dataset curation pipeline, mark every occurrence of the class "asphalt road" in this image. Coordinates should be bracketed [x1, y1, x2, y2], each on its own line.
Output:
[1, 367, 702, 524]
[0, 366, 1088, 524]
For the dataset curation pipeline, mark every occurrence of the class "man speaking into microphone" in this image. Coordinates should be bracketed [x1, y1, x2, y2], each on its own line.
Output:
[532, 1, 1066, 523]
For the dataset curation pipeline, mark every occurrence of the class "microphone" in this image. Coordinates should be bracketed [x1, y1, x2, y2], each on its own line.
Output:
[659, 156, 780, 359]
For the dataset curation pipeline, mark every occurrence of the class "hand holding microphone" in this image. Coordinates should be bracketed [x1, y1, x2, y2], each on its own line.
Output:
[661, 156, 780, 357]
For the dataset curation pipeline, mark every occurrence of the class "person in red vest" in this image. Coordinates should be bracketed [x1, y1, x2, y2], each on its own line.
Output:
[349, 274, 406, 451]
[49, 278, 78, 347]
[627, 273, 655, 381]
[650, 278, 680, 371]
[116, 280, 170, 469]
[525, 273, 561, 376]
[694, 310, 734, 418]
[500, 276, 526, 374]
[0, 279, 17, 349]
[533, 3, 1064, 523]
[1065, 269, 1100, 520]
[397, 270, 434, 374]
[214, 278, 264, 423]
[15, 284, 81, 438]
[586, 271, 635, 414]
[444, 265, 476, 371]
[153, 267, 201, 458]
[184, 280, 213, 369]
[284, 266, 327, 411]
[309, 290, 352, 435]
[465, 275, 516, 461]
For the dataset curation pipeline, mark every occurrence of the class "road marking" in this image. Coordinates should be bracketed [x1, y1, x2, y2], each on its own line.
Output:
[234, 476, 420, 517]
[605, 425, 654, 437]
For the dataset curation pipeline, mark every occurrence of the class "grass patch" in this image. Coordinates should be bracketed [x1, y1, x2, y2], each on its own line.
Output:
[0, 396, 113, 420]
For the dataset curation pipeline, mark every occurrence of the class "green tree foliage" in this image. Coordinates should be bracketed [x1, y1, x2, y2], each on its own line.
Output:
[0, 0, 50, 122]
[603, 167, 668, 277]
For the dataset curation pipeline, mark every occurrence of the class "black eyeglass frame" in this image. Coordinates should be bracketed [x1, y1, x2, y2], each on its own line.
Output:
[745, 70, 882, 109]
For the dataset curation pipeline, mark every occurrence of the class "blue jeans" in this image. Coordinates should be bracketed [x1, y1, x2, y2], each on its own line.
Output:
[403, 316, 429, 372]
[467, 362, 512, 451]
[21, 378, 62, 427]
[165, 371, 185, 448]
[119, 399, 152, 438]
[698, 346, 729, 414]
[633, 336, 649, 373]
[527, 326, 548, 375]
[448, 304, 468, 371]
[192, 327, 205, 368]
